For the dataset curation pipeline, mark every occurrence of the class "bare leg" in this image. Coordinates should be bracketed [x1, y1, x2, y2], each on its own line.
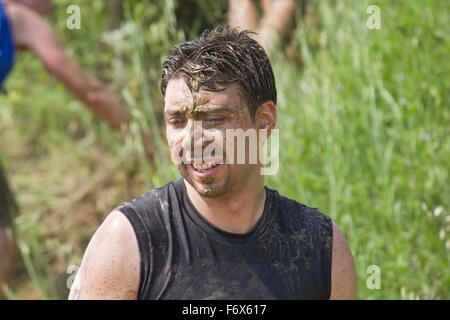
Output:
[258, 0, 296, 52]
[261, 0, 273, 13]
[228, 0, 258, 32]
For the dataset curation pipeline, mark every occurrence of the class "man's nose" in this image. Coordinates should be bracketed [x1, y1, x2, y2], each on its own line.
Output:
[181, 120, 204, 150]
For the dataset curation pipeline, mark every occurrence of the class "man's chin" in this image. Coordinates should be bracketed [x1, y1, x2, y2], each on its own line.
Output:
[179, 164, 227, 197]
[184, 176, 228, 198]
[195, 184, 227, 198]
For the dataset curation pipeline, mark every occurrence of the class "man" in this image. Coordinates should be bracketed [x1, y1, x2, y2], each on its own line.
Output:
[0, 0, 130, 293]
[69, 26, 356, 300]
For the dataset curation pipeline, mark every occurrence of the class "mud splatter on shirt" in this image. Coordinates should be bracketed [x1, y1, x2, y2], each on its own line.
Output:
[118, 178, 333, 300]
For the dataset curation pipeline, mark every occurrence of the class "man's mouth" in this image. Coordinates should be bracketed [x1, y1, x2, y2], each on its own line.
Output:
[190, 160, 222, 175]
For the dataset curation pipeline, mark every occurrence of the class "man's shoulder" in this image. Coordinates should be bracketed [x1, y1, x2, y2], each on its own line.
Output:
[268, 187, 333, 235]
[112, 180, 182, 247]
[269, 187, 334, 252]
[117, 179, 181, 216]
[270, 187, 330, 219]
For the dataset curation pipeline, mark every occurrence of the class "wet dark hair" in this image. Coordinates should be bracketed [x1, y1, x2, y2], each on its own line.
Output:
[160, 25, 277, 118]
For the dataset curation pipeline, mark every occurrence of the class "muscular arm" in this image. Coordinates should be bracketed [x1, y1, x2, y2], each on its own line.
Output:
[68, 210, 140, 300]
[330, 222, 357, 299]
[6, 4, 130, 131]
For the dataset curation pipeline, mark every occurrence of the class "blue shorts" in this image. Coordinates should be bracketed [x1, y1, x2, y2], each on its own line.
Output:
[0, 2, 15, 92]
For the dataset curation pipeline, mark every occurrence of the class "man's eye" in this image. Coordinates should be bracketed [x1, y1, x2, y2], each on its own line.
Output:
[168, 118, 186, 126]
[205, 118, 225, 125]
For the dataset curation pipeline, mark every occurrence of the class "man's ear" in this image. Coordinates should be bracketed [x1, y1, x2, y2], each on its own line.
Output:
[255, 100, 276, 132]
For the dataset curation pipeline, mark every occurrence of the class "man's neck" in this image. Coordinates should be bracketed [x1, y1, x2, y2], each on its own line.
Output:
[184, 178, 266, 234]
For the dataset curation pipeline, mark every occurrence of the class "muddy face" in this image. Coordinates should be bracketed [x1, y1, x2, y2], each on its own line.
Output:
[164, 74, 260, 198]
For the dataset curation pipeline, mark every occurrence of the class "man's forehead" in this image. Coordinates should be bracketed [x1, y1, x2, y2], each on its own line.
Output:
[164, 76, 242, 110]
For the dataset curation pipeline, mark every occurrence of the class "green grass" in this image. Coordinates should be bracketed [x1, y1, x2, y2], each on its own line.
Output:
[0, 0, 448, 299]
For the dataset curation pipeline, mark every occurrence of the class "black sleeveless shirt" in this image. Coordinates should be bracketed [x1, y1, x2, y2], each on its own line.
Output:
[118, 178, 333, 300]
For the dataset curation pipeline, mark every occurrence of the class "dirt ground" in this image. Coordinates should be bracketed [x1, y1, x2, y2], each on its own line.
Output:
[0, 116, 149, 299]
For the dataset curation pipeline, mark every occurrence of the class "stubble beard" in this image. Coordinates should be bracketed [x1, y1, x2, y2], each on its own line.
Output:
[179, 164, 232, 198]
